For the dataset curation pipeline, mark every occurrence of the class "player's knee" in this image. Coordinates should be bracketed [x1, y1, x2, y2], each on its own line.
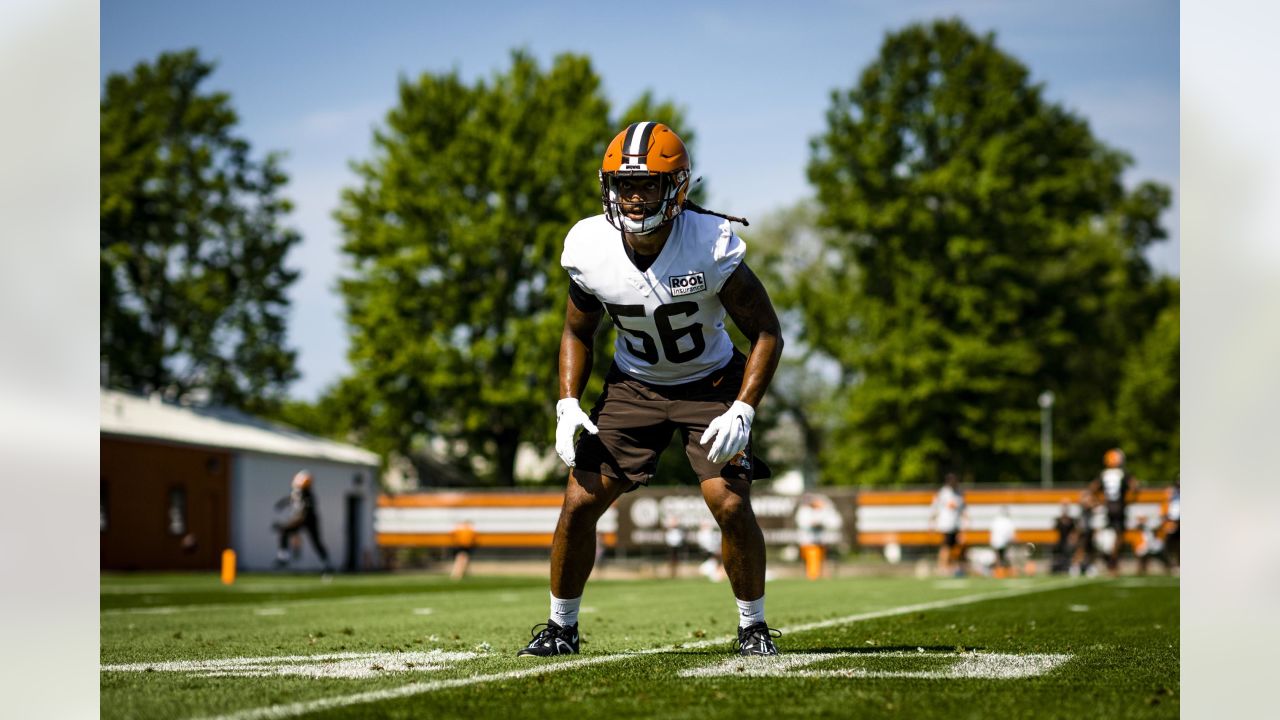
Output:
[562, 481, 613, 522]
[707, 492, 752, 529]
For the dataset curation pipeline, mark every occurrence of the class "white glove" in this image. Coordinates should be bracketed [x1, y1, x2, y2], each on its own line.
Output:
[555, 398, 598, 468]
[701, 400, 755, 465]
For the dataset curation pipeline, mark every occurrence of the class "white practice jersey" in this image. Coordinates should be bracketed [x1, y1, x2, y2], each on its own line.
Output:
[561, 211, 745, 385]
[932, 487, 965, 532]
[990, 515, 1016, 549]
[1100, 468, 1128, 502]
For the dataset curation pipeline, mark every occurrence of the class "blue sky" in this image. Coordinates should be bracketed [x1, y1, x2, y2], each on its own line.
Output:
[101, 0, 1179, 400]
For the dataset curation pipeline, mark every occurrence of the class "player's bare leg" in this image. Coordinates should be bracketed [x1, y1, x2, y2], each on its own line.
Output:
[520, 470, 629, 658]
[701, 475, 765, 602]
[702, 474, 778, 655]
[549, 470, 630, 600]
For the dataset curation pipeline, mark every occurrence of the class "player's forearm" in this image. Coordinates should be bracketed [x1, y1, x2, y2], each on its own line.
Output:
[718, 262, 784, 408]
[559, 327, 594, 400]
[736, 330, 783, 408]
[560, 300, 602, 400]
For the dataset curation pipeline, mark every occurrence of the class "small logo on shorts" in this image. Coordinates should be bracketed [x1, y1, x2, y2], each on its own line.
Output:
[669, 271, 707, 297]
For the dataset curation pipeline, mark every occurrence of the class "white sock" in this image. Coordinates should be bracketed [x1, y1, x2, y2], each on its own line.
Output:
[736, 595, 766, 628]
[550, 593, 581, 627]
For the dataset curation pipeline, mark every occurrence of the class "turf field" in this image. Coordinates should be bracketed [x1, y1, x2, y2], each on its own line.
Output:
[101, 571, 1178, 719]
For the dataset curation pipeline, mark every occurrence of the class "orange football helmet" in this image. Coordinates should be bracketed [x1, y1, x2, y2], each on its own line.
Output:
[1103, 448, 1125, 468]
[599, 121, 691, 234]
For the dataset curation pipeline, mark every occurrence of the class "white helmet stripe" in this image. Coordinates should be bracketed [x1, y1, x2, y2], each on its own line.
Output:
[625, 121, 653, 160]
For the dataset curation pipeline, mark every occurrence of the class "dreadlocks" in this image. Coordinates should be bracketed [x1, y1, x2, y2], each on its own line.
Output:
[683, 199, 750, 227]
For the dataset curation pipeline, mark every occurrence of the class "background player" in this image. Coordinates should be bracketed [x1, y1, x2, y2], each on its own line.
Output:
[1089, 448, 1140, 575]
[1051, 502, 1077, 574]
[929, 473, 968, 576]
[272, 470, 333, 574]
[989, 506, 1016, 578]
[1071, 484, 1103, 576]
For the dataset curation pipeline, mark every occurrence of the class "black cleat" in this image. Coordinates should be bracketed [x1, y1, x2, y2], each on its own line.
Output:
[516, 620, 580, 658]
[735, 622, 781, 656]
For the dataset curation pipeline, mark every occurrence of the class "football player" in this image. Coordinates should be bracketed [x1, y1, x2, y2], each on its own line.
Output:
[929, 473, 968, 576]
[1070, 484, 1104, 577]
[517, 122, 784, 658]
[1087, 448, 1140, 575]
[272, 470, 334, 574]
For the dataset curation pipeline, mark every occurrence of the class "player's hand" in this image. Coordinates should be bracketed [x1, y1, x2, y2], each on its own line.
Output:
[555, 398, 598, 468]
[701, 400, 755, 464]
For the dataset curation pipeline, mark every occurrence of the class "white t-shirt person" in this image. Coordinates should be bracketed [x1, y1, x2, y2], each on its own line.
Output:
[931, 485, 966, 533]
[990, 511, 1016, 550]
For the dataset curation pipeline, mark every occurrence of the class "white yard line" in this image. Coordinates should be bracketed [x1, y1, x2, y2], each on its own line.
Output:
[103, 651, 479, 680]
[190, 577, 1095, 720]
[679, 651, 1074, 679]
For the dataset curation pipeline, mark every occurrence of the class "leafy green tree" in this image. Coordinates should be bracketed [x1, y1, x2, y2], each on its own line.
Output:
[746, 201, 847, 486]
[101, 49, 300, 413]
[806, 20, 1174, 485]
[1112, 292, 1179, 483]
[336, 51, 699, 485]
[271, 379, 362, 442]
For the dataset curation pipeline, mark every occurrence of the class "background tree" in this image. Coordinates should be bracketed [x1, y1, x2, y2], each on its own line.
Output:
[746, 201, 846, 487]
[101, 49, 300, 413]
[805, 20, 1176, 485]
[335, 51, 700, 486]
[1112, 293, 1179, 483]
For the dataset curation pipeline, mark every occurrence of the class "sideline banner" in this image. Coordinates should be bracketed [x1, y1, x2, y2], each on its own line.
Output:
[612, 488, 858, 550]
[374, 486, 1173, 550]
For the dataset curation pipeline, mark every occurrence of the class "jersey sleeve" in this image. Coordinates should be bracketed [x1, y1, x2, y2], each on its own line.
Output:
[711, 218, 747, 292]
[567, 280, 602, 312]
[560, 222, 597, 304]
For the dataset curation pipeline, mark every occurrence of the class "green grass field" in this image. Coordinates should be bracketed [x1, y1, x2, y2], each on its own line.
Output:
[101, 571, 1178, 719]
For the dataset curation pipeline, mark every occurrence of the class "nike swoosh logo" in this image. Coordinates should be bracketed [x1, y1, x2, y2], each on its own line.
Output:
[712, 376, 724, 387]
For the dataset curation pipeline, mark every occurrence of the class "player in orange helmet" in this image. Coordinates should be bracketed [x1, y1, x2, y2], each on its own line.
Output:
[1087, 448, 1140, 575]
[517, 122, 783, 658]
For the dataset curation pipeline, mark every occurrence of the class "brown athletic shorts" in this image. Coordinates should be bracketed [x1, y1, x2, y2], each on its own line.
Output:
[574, 351, 771, 489]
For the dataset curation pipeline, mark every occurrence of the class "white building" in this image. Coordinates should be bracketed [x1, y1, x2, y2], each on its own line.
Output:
[100, 388, 380, 572]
